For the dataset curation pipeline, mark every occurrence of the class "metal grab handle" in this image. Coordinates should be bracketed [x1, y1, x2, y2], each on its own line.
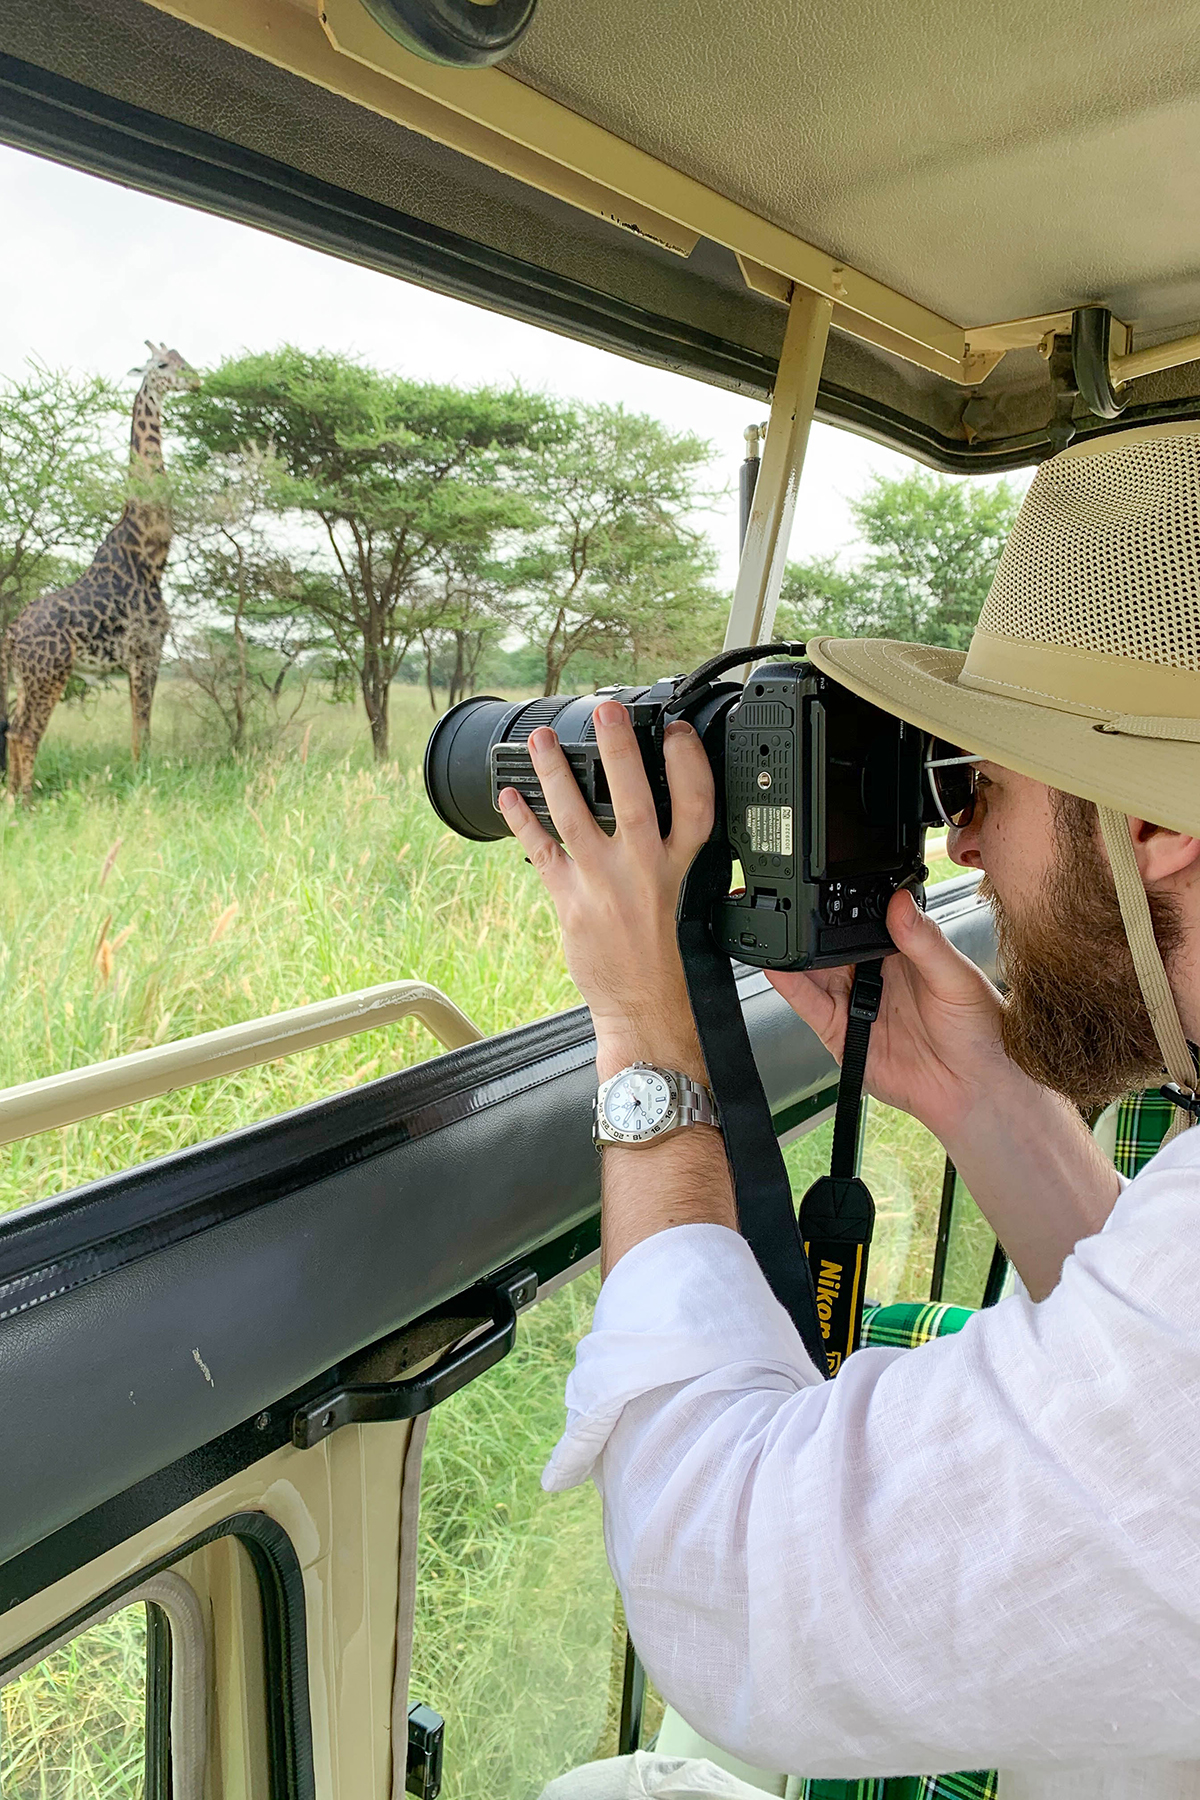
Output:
[0, 979, 484, 1148]
[292, 1282, 520, 1449]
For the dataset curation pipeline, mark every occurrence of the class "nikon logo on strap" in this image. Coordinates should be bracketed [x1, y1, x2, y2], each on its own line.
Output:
[799, 1177, 874, 1377]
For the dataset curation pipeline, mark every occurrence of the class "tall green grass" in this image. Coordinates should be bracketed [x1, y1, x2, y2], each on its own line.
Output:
[0, 1606, 147, 1799]
[0, 684, 578, 1211]
[411, 1271, 624, 1800]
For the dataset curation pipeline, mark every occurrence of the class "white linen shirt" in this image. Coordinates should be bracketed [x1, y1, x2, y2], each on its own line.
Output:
[543, 1128, 1200, 1798]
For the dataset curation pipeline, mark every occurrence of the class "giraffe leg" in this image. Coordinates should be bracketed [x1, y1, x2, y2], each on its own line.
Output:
[7, 670, 69, 805]
[5, 734, 27, 804]
[128, 659, 160, 765]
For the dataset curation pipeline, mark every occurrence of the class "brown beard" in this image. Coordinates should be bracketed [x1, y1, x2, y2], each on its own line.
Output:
[981, 792, 1184, 1110]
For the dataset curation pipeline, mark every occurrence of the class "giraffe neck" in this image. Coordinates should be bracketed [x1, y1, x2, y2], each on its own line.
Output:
[115, 375, 172, 575]
[129, 378, 165, 479]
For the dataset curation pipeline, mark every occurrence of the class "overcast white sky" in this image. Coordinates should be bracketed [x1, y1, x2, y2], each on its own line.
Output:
[0, 140, 938, 586]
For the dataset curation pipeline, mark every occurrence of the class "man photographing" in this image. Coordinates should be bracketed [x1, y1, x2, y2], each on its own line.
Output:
[496, 421, 1200, 1796]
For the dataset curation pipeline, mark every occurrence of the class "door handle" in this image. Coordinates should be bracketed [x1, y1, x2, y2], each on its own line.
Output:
[292, 1277, 527, 1449]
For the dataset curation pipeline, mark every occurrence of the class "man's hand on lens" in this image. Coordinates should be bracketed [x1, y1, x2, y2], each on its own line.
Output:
[497, 702, 714, 1083]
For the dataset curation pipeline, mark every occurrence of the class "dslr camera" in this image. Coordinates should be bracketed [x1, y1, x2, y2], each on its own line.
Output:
[424, 648, 968, 971]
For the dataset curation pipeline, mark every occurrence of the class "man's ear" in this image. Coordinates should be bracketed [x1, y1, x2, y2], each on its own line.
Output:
[1131, 817, 1200, 884]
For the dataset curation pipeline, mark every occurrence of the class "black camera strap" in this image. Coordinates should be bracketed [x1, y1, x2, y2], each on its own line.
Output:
[795, 961, 881, 1375]
[678, 846, 882, 1378]
[677, 838, 830, 1374]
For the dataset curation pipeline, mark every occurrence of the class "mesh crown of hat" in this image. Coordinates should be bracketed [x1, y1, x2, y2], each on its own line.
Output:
[978, 433, 1200, 670]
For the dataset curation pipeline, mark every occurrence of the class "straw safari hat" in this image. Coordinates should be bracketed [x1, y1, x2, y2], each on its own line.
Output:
[808, 417, 1200, 1123]
[807, 420, 1200, 840]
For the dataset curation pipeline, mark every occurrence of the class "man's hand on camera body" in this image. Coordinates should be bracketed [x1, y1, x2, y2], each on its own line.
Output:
[496, 701, 713, 1083]
[768, 890, 1120, 1299]
[767, 889, 1024, 1146]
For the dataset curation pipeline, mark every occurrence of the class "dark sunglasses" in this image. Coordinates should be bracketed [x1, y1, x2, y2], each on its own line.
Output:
[924, 740, 982, 830]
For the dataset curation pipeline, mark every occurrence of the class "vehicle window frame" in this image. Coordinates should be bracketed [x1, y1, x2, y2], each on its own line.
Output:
[0, 1513, 314, 1800]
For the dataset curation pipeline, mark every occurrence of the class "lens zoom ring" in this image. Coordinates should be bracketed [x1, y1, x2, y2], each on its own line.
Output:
[505, 697, 573, 741]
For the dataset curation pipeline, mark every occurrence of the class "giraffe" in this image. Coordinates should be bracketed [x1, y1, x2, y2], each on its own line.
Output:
[0, 343, 200, 802]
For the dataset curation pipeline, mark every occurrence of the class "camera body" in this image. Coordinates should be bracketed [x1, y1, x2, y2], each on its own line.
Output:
[424, 658, 931, 971]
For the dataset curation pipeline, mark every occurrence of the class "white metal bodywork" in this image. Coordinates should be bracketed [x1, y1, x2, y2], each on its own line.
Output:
[0, 1426, 413, 1800]
[135, 0, 1200, 398]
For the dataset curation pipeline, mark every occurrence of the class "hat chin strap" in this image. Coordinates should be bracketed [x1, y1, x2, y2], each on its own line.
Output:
[1096, 807, 1197, 1142]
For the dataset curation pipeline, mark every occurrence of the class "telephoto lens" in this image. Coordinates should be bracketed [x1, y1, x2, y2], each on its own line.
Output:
[424, 690, 649, 842]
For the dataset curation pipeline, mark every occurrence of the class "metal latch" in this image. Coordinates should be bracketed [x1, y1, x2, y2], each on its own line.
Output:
[291, 1267, 537, 1449]
[407, 1702, 444, 1799]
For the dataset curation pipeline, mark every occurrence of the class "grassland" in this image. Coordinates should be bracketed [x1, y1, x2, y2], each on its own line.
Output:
[410, 1267, 631, 1800]
[0, 1607, 147, 1798]
[0, 680, 987, 1798]
[0, 683, 580, 1210]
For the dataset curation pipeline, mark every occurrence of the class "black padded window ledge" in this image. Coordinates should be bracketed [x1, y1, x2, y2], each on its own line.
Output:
[0, 1007, 599, 1319]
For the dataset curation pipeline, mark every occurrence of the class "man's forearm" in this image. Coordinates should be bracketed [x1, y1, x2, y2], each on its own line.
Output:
[595, 1026, 736, 1275]
[599, 1130, 736, 1275]
[941, 1080, 1121, 1301]
[593, 1019, 1117, 1298]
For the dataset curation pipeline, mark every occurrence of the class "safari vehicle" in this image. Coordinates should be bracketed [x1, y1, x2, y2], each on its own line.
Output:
[1, 0, 1198, 1795]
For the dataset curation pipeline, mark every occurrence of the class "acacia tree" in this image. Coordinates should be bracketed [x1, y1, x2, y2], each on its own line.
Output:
[418, 552, 518, 709]
[0, 362, 122, 637]
[177, 349, 556, 758]
[171, 445, 317, 752]
[778, 469, 1022, 647]
[510, 403, 721, 695]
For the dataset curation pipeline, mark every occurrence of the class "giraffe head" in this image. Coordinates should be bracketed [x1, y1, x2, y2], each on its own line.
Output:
[130, 342, 201, 400]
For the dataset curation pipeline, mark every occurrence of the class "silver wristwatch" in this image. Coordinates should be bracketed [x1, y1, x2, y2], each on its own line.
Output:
[593, 1061, 720, 1148]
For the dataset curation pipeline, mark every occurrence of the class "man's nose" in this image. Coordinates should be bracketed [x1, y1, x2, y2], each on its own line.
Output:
[947, 817, 983, 870]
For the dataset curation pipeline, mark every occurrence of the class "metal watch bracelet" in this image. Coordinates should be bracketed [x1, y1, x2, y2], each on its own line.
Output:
[673, 1074, 720, 1129]
[593, 1064, 720, 1147]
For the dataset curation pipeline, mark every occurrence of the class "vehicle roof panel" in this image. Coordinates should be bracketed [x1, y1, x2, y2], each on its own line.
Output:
[2, 0, 1199, 465]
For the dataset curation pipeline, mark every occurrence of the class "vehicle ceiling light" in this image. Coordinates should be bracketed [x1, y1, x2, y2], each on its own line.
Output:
[354, 0, 539, 67]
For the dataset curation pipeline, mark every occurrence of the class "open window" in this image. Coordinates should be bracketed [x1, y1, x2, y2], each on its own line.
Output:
[3, 1600, 161, 1797]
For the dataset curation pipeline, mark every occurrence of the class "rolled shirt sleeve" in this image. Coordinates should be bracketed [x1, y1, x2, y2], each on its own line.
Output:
[543, 1138, 1200, 1778]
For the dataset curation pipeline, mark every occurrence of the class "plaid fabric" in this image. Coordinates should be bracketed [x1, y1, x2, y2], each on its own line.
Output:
[1112, 1088, 1176, 1179]
[804, 1777, 995, 1800]
[799, 1088, 1173, 1800]
[858, 1301, 975, 1348]
[800, 1300, 995, 1800]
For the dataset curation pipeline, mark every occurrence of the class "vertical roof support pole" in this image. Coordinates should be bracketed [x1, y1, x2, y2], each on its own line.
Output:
[723, 285, 833, 657]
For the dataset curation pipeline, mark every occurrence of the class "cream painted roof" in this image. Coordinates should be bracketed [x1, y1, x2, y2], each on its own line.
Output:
[508, 0, 1200, 340]
[3, 0, 1199, 465]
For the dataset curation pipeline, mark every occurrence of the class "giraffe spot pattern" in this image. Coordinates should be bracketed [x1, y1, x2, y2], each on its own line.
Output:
[2, 346, 196, 800]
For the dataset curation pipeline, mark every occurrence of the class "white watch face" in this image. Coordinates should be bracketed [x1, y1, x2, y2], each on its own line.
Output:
[603, 1068, 672, 1137]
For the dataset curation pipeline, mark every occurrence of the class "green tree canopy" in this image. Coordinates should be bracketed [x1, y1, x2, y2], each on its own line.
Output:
[778, 468, 1022, 649]
[508, 403, 722, 695]
[176, 347, 559, 757]
[0, 361, 123, 637]
[171, 444, 318, 752]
